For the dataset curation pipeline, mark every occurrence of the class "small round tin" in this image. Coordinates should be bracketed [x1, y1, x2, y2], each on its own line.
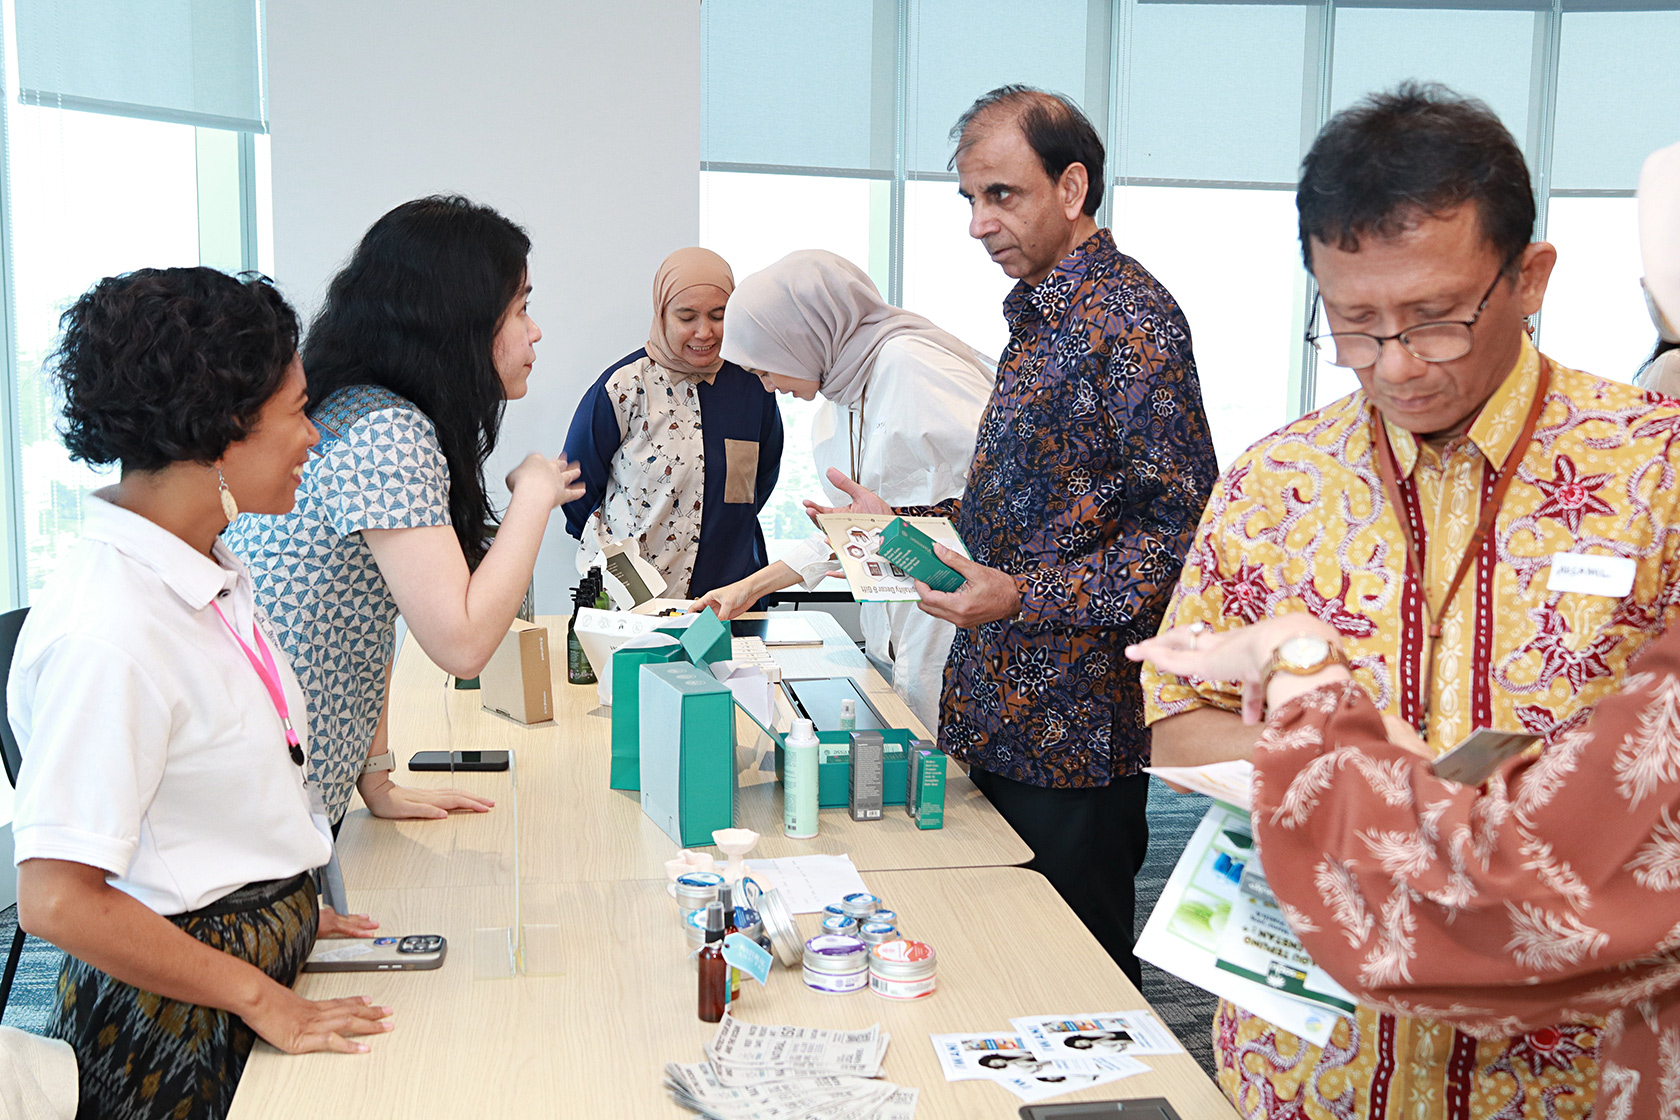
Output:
[820, 914, 858, 937]
[822, 903, 849, 922]
[756, 887, 804, 968]
[674, 871, 724, 916]
[867, 909, 898, 927]
[841, 892, 883, 920]
[857, 921, 898, 946]
[802, 934, 869, 995]
[869, 938, 936, 1000]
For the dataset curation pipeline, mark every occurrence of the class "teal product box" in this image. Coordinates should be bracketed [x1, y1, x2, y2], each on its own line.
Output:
[775, 728, 911, 809]
[638, 661, 736, 847]
[906, 739, 946, 830]
[608, 634, 686, 791]
[680, 607, 732, 669]
[878, 518, 966, 593]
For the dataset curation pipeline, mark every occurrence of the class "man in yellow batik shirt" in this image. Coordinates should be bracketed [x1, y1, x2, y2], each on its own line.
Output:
[1144, 84, 1680, 1120]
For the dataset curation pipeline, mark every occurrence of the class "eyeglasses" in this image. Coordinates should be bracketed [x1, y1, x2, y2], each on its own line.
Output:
[1306, 268, 1508, 370]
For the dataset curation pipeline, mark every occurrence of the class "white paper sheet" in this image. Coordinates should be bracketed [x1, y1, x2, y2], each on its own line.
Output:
[1142, 759, 1255, 810]
[1007, 1011, 1185, 1063]
[742, 854, 870, 914]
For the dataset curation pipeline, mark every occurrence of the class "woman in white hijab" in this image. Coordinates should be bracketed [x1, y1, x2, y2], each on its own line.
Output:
[697, 249, 995, 733]
[1639, 140, 1680, 393]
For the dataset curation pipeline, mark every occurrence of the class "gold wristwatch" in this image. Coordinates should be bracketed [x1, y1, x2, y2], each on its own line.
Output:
[1261, 632, 1348, 685]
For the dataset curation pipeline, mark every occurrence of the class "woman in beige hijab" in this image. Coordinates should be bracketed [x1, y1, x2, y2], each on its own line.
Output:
[697, 250, 995, 733]
[1639, 140, 1680, 394]
[560, 247, 783, 599]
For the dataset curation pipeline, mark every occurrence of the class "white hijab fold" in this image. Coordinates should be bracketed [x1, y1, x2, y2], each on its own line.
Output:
[719, 250, 993, 407]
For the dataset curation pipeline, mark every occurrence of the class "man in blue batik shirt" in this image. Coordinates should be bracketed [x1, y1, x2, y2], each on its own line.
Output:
[811, 86, 1217, 984]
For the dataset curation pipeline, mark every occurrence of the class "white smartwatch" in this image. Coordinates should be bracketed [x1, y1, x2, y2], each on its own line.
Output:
[361, 751, 396, 776]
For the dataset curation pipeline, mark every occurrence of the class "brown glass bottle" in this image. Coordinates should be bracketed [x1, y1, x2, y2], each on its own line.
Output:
[718, 883, 742, 1000]
[697, 901, 728, 1023]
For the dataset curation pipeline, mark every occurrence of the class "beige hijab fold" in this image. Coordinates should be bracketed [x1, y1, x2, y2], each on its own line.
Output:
[647, 247, 735, 382]
[719, 250, 993, 408]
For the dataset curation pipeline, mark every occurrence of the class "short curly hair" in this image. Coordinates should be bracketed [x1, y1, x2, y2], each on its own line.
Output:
[52, 267, 300, 472]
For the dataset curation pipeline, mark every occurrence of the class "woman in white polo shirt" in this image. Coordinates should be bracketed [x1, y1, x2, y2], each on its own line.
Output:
[6, 268, 392, 1120]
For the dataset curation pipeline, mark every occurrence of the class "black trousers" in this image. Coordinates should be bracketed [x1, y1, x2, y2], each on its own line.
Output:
[970, 766, 1151, 987]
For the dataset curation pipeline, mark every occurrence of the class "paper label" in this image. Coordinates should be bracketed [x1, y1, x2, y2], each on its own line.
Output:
[1547, 552, 1636, 597]
[722, 933, 773, 985]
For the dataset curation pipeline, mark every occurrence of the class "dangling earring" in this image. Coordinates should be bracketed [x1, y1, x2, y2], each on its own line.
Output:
[216, 467, 240, 523]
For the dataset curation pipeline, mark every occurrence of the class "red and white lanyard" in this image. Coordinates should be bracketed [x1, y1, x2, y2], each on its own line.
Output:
[211, 601, 305, 767]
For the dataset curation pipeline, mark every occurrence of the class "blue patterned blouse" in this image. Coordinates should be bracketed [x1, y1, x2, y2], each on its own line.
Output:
[935, 229, 1218, 788]
[224, 385, 452, 822]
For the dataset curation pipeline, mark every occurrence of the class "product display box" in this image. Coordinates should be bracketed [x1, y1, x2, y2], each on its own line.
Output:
[877, 517, 967, 593]
[479, 621, 554, 725]
[609, 635, 686, 790]
[638, 661, 736, 847]
[679, 607, 732, 668]
[905, 740, 946, 830]
[773, 728, 913, 809]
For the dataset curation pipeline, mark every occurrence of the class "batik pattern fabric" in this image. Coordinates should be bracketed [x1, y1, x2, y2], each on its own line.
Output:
[224, 385, 452, 823]
[49, 872, 316, 1120]
[1252, 627, 1680, 1120]
[936, 228, 1218, 788]
[1143, 339, 1680, 1119]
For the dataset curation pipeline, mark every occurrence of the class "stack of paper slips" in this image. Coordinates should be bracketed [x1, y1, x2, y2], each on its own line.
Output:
[666, 1012, 917, 1119]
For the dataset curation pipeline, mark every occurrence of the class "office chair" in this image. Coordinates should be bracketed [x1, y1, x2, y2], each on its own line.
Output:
[0, 606, 30, 1017]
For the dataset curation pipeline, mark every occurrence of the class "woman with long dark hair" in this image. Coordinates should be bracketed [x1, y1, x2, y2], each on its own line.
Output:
[10, 267, 391, 1120]
[227, 196, 581, 847]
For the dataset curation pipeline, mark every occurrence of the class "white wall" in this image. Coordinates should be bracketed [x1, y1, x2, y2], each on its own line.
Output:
[267, 0, 701, 612]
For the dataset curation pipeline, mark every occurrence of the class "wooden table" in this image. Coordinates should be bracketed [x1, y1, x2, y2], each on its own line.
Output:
[334, 611, 1032, 889]
[229, 866, 1238, 1118]
[232, 609, 1233, 1118]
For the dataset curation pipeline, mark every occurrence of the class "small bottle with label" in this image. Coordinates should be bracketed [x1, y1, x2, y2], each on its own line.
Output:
[718, 882, 742, 1001]
[838, 698, 856, 732]
[589, 565, 609, 610]
[566, 583, 596, 685]
[697, 901, 728, 1022]
[783, 718, 819, 840]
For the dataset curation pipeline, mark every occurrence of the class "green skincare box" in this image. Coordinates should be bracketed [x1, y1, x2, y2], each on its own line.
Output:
[774, 728, 911, 808]
[905, 740, 946, 830]
[878, 518, 966, 593]
[607, 633, 686, 791]
[637, 661, 736, 847]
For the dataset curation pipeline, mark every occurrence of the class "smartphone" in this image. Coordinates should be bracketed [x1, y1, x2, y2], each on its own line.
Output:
[1432, 728, 1539, 787]
[408, 750, 510, 772]
[1018, 1100, 1184, 1119]
[303, 934, 448, 972]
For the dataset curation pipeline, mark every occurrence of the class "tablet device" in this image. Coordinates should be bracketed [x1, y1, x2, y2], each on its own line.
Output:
[409, 750, 510, 772]
[1018, 1100, 1184, 1120]
[781, 677, 889, 732]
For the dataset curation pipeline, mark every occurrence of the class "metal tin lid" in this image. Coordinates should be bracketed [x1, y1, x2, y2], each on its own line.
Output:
[841, 892, 883, 918]
[858, 921, 898, 945]
[821, 914, 859, 935]
[869, 938, 936, 978]
[803, 934, 868, 973]
[823, 904, 848, 920]
[868, 909, 897, 926]
[675, 872, 725, 907]
[755, 887, 804, 968]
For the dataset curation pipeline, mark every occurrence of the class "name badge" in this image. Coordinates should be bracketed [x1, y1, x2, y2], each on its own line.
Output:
[1547, 552, 1636, 598]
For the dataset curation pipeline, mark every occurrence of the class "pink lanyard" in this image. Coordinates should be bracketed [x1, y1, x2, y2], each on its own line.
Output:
[211, 601, 305, 767]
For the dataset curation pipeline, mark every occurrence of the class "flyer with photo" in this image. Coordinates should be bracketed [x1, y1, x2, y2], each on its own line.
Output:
[1134, 802, 1353, 1047]
[926, 1032, 1148, 1102]
[1008, 1010, 1185, 1065]
[815, 514, 969, 603]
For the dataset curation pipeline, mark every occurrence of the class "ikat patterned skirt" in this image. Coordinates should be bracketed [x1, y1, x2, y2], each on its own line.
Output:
[48, 872, 317, 1120]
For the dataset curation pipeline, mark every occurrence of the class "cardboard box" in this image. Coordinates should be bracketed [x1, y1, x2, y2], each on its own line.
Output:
[680, 607, 733, 668]
[479, 621, 553, 725]
[638, 662, 737, 847]
[608, 636, 686, 790]
[878, 517, 967, 592]
[906, 741, 946, 830]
